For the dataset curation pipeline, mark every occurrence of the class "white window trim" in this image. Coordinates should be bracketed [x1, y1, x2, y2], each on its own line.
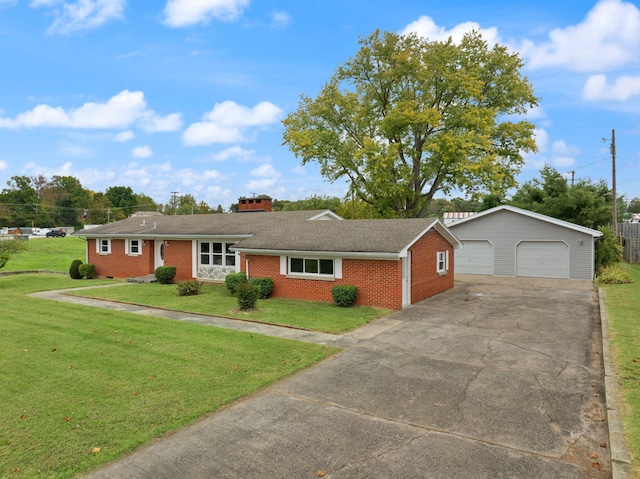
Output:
[436, 251, 448, 274]
[198, 241, 236, 267]
[287, 256, 336, 281]
[96, 238, 111, 255]
[125, 239, 142, 256]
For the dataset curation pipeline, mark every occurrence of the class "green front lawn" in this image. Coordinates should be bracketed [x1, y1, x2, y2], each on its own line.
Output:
[66, 281, 388, 334]
[602, 263, 640, 476]
[0, 274, 337, 479]
[3, 236, 86, 272]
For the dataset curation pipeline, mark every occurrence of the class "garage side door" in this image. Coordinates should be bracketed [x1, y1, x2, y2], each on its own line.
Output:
[516, 241, 568, 279]
[455, 240, 493, 275]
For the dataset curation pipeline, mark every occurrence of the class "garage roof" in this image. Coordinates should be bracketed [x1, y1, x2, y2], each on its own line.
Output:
[448, 205, 603, 237]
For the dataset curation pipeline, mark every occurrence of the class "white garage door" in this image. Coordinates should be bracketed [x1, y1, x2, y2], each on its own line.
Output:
[516, 241, 569, 279]
[455, 240, 493, 275]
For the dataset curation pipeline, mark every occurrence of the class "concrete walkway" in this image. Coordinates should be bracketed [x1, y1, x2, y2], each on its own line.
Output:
[32, 277, 615, 478]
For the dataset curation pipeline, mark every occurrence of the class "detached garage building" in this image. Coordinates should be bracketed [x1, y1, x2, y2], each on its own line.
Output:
[448, 205, 602, 280]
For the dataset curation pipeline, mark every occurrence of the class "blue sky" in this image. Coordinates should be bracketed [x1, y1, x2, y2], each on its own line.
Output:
[0, 0, 639, 209]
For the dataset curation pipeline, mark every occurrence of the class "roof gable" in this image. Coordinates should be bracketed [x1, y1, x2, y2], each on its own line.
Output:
[447, 205, 603, 237]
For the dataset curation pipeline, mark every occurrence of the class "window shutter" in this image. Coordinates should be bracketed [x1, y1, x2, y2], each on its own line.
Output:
[445, 250, 450, 271]
[125, 240, 130, 255]
[280, 256, 287, 275]
[96, 239, 99, 254]
[334, 258, 342, 279]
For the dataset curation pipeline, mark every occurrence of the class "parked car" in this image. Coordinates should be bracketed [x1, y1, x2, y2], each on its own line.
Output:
[46, 229, 66, 237]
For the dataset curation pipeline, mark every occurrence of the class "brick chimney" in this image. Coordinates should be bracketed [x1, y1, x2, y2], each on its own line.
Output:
[238, 196, 273, 212]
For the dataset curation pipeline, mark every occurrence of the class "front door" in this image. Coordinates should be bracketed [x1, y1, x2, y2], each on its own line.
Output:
[154, 240, 165, 271]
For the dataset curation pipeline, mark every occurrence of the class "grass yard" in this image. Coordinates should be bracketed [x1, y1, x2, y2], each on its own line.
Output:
[0, 274, 338, 479]
[601, 262, 640, 476]
[66, 282, 388, 334]
[3, 236, 86, 272]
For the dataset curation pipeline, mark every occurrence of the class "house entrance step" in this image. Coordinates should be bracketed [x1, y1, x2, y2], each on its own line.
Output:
[126, 274, 157, 283]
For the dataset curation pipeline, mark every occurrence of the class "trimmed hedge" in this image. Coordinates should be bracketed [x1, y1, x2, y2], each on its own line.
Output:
[249, 277, 273, 299]
[331, 285, 358, 307]
[78, 263, 96, 279]
[236, 282, 258, 310]
[155, 266, 177, 284]
[225, 272, 247, 294]
[69, 259, 83, 279]
[176, 280, 203, 296]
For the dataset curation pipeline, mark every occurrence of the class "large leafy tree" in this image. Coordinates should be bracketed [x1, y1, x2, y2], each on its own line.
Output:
[510, 165, 612, 229]
[283, 30, 538, 218]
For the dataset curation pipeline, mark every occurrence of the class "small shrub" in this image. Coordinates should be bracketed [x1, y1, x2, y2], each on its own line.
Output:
[596, 265, 634, 285]
[225, 272, 247, 294]
[78, 263, 96, 279]
[249, 277, 273, 299]
[236, 282, 258, 310]
[177, 280, 203, 296]
[155, 266, 177, 284]
[69, 259, 83, 279]
[595, 226, 622, 273]
[331, 285, 358, 307]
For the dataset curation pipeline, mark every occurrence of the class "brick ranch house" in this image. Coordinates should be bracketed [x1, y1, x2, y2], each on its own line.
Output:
[77, 209, 460, 310]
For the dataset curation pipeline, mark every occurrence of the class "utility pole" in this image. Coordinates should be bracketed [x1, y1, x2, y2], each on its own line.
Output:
[171, 191, 179, 215]
[569, 170, 575, 186]
[611, 129, 618, 235]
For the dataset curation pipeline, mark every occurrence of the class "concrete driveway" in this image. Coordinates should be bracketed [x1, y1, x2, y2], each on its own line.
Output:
[85, 277, 611, 478]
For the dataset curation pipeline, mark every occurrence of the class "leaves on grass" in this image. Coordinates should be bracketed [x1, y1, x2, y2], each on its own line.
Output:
[64, 416, 71, 422]
[92, 447, 101, 454]
[51, 348, 57, 352]
[19, 415, 26, 419]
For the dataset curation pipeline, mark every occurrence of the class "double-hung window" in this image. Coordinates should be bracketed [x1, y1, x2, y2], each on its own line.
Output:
[97, 239, 111, 255]
[436, 251, 449, 274]
[289, 257, 334, 276]
[126, 239, 141, 256]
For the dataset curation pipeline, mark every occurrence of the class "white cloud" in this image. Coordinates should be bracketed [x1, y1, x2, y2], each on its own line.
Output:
[244, 178, 278, 191]
[583, 74, 640, 101]
[271, 11, 290, 28]
[163, 0, 249, 27]
[524, 128, 577, 170]
[402, 16, 500, 45]
[209, 146, 255, 161]
[0, 160, 7, 170]
[131, 145, 153, 158]
[182, 100, 283, 146]
[139, 112, 183, 132]
[250, 163, 280, 178]
[0, 90, 181, 132]
[59, 141, 94, 159]
[519, 0, 640, 71]
[113, 130, 135, 142]
[31, 0, 125, 35]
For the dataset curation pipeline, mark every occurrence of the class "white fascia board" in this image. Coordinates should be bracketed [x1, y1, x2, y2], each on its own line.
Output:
[449, 205, 603, 237]
[233, 247, 398, 261]
[78, 233, 253, 241]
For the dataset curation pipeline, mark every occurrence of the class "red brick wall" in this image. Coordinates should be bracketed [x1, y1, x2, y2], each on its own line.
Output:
[242, 254, 404, 310]
[87, 239, 154, 278]
[87, 239, 195, 280]
[163, 240, 194, 281]
[409, 229, 454, 303]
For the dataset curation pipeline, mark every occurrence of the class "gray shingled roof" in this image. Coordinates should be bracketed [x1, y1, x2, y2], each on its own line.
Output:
[77, 210, 331, 237]
[232, 218, 449, 254]
[77, 211, 458, 255]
